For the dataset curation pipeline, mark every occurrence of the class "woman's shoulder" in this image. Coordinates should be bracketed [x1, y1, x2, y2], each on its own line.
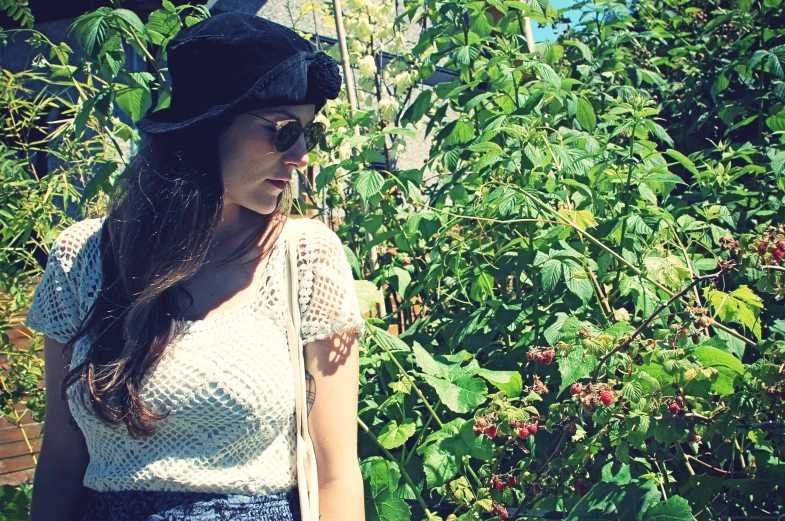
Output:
[49, 216, 105, 272]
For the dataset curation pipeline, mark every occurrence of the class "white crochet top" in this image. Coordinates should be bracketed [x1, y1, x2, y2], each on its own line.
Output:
[24, 216, 366, 495]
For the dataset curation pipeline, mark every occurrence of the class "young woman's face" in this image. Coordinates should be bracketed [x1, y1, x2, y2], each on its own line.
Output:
[217, 103, 316, 216]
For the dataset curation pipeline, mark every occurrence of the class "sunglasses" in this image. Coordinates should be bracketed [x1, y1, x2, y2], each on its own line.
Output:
[247, 113, 326, 153]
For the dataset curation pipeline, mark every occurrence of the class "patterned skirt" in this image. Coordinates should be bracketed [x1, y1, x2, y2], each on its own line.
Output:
[82, 488, 301, 521]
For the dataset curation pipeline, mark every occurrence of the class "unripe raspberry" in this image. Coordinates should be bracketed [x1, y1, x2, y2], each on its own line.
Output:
[757, 240, 769, 256]
[506, 475, 518, 487]
[600, 391, 613, 406]
[485, 425, 497, 438]
[669, 402, 681, 414]
[776, 239, 785, 252]
[518, 427, 529, 439]
[687, 431, 702, 443]
[473, 426, 483, 437]
[570, 383, 583, 396]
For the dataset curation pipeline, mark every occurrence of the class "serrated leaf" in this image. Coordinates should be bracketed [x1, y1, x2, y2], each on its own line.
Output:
[664, 149, 699, 176]
[476, 369, 523, 397]
[377, 419, 416, 449]
[558, 347, 597, 395]
[421, 373, 487, 413]
[621, 380, 643, 402]
[361, 457, 412, 521]
[644, 256, 691, 288]
[576, 97, 597, 132]
[642, 495, 694, 521]
[354, 169, 385, 201]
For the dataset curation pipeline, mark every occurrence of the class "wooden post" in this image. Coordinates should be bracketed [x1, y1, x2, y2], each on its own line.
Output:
[332, 0, 379, 273]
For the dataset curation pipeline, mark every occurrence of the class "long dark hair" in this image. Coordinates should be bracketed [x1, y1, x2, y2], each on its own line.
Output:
[60, 116, 293, 438]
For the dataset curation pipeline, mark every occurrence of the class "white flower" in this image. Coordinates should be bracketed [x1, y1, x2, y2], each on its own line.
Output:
[313, 112, 330, 129]
[366, 2, 381, 18]
[338, 140, 353, 161]
[354, 17, 372, 39]
[389, 138, 406, 159]
[378, 97, 399, 122]
[358, 54, 377, 78]
[350, 39, 366, 54]
[393, 71, 415, 95]
[377, 25, 395, 41]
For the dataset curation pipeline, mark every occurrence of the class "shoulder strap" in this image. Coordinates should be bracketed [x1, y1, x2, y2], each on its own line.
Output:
[283, 217, 320, 521]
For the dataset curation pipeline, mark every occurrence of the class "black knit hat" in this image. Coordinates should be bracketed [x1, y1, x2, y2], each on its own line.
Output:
[135, 13, 342, 135]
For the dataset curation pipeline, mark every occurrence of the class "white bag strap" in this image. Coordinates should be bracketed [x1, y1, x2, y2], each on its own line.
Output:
[283, 218, 320, 521]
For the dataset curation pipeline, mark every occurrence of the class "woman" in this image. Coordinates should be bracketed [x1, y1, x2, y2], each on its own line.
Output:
[24, 13, 366, 521]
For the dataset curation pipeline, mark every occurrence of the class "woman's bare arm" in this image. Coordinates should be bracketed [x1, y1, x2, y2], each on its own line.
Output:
[28, 335, 90, 521]
[304, 330, 365, 521]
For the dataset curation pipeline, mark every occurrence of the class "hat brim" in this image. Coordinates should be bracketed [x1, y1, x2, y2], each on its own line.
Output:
[136, 52, 312, 135]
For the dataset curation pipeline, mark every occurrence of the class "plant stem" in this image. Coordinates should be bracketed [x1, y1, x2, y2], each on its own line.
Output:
[366, 320, 444, 428]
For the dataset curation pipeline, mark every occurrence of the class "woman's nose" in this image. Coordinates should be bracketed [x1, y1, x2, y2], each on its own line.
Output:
[283, 135, 309, 170]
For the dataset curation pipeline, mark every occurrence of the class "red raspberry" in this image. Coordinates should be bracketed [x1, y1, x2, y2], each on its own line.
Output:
[495, 479, 506, 492]
[527, 423, 538, 435]
[773, 247, 784, 261]
[531, 483, 541, 494]
[574, 478, 591, 497]
[518, 427, 529, 439]
[538, 350, 554, 365]
[570, 383, 583, 396]
[776, 239, 785, 252]
[402, 258, 412, 265]
[485, 425, 497, 438]
[678, 328, 688, 335]
[669, 402, 681, 414]
[506, 475, 518, 488]
[600, 391, 613, 406]
[0, 364, 7, 372]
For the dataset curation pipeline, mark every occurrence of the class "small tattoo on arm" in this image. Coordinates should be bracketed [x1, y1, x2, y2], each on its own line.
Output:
[305, 369, 315, 415]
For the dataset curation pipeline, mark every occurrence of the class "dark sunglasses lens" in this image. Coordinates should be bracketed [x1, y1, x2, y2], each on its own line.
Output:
[304, 122, 326, 152]
[275, 121, 303, 152]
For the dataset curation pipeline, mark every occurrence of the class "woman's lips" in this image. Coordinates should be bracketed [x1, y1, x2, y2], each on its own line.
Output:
[267, 179, 289, 190]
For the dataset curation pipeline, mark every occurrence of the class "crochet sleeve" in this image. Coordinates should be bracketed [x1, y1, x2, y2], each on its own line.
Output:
[296, 221, 366, 345]
[25, 226, 85, 344]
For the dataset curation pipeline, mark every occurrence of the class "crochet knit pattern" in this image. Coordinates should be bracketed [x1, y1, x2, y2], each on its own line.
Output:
[25, 216, 366, 494]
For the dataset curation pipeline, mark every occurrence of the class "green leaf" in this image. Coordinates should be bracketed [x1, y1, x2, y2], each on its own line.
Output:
[690, 346, 744, 395]
[354, 170, 385, 201]
[565, 480, 661, 521]
[420, 420, 493, 487]
[112, 8, 145, 33]
[421, 373, 487, 414]
[476, 369, 523, 397]
[642, 495, 694, 521]
[70, 8, 111, 56]
[664, 149, 699, 177]
[444, 119, 475, 146]
[115, 72, 153, 122]
[644, 256, 691, 288]
[468, 142, 503, 154]
[355, 280, 384, 315]
[704, 285, 763, 340]
[361, 457, 412, 521]
[412, 341, 450, 377]
[558, 347, 597, 395]
[576, 97, 597, 132]
[377, 419, 416, 449]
